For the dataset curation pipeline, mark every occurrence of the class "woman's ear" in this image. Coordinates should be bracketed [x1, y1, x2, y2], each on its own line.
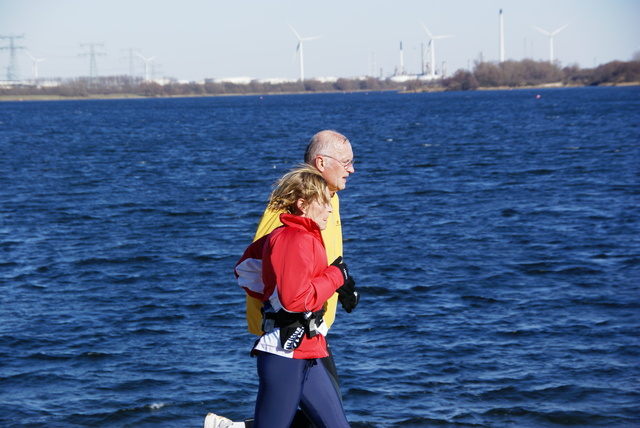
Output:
[296, 198, 307, 216]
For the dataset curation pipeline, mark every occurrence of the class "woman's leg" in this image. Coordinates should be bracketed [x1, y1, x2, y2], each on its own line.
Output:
[287, 342, 342, 428]
[253, 353, 308, 428]
[299, 359, 350, 428]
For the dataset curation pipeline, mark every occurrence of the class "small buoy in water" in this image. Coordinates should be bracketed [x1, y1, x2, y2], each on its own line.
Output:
[536, 94, 541, 99]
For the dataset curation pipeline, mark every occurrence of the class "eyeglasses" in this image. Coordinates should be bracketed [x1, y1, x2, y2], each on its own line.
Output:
[319, 154, 355, 170]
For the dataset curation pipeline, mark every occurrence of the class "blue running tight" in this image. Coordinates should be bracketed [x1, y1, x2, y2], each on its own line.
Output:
[253, 352, 350, 428]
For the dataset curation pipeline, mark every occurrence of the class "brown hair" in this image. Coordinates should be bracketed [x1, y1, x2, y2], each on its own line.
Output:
[268, 165, 331, 214]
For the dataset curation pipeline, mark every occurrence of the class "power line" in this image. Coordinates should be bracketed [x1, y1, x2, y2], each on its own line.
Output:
[79, 42, 106, 82]
[121, 48, 141, 77]
[0, 34, 26, 81]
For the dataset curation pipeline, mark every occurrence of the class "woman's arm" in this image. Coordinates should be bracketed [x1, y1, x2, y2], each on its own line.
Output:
[269, 230, 343, 313]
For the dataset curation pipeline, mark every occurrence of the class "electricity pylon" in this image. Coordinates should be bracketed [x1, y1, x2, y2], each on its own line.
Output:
[0, 34, 25, 81]
[80, 42, 106, 84]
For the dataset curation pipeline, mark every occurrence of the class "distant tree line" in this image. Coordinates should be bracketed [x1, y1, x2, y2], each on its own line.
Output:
[0, 75, 398, 98]
[440, 58, 640, 91]
[1, 59, 639, 98]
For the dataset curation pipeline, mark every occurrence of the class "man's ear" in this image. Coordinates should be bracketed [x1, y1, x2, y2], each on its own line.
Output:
[314, 155, 326, 172]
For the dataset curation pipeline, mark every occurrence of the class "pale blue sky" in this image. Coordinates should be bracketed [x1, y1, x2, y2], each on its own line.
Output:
[1, 0, 638, 81]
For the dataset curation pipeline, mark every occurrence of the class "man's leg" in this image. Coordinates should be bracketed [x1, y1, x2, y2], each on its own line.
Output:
[321, 342, 342, 401]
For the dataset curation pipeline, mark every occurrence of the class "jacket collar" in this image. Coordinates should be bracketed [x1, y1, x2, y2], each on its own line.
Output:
[279, 213, 324, 244]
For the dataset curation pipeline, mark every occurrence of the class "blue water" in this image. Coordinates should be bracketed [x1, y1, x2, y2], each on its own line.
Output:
[1, 87, 639, 427]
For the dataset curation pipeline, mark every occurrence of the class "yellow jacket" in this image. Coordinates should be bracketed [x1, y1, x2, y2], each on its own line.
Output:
[246, 193, 342, 336]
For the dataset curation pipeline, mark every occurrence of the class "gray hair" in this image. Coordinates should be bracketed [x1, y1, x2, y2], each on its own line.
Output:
[304, 130, 349, 164]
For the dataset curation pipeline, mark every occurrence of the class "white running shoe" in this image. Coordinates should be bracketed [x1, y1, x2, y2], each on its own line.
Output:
[204, 412, 233, 428]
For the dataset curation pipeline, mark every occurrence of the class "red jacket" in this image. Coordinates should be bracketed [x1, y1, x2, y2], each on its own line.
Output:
[236, 213, 344, 359]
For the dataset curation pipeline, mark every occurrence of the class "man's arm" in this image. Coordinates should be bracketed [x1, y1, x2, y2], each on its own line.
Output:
[319, 194, 342, 330]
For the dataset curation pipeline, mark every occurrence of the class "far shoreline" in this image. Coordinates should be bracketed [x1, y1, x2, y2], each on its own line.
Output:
[1, 81, 638, 102]
[402, 81, 640, 94]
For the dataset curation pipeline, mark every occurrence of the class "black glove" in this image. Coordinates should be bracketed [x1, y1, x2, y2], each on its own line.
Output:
[331, 256, 350, 283]
[331, 257, 360, 313]
[337, 276, 359, 313]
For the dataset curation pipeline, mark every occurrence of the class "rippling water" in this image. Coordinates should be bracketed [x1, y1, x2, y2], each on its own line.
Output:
[1, 87, 639, 427]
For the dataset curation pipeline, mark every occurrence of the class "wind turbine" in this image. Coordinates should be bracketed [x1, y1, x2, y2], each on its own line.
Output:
[287, 22, 322, 81]
[532, 23, 569, 64]
[499, 9, 505, 62]
[419, 22, 453, 78]
[25, 51, 45, 80]
[137, 53, 156, 81]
